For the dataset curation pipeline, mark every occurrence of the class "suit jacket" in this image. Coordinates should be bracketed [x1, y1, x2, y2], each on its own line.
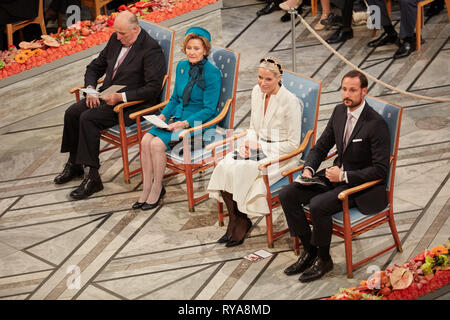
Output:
[305, 102, 390, 215]
[0, 0, 39, 22]
[84, 28, 166, 126]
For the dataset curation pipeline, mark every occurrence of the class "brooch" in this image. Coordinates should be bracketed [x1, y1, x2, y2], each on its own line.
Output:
[181, 69, 184, 74]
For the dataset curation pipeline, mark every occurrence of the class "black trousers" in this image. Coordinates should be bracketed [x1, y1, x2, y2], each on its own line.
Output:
[279, 179, 356, 247]
[61, 99, 118, 168]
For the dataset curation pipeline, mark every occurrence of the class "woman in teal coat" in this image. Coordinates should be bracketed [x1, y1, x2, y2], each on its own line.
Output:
[132, 27, 222, 210]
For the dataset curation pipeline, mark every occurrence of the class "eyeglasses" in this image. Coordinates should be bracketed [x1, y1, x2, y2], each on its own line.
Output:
[260, 58, 283, 74]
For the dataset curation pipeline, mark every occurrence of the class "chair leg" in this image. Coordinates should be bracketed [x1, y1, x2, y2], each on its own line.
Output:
[388, 210, 403, 252]
[445, 0, 450, 22]
[293, 237, 300, 255]
[121, 144, 131, 184]
[217, 201, 224, 226]
[416, 4, 423, 51]
[311, 0, 317, 16]
[266, 213, 274, 249]
[185, 164, 195, 212]
[6, 24, 13, 47]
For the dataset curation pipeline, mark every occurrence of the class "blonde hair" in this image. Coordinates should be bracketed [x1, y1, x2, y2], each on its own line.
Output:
[259, 56, 283, 77]
[181, 33, 211, 57]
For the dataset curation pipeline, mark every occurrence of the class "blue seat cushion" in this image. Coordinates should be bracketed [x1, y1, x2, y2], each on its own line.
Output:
[269, 170, 302, 198]
[303, 204, 390, 226]
[166, 131, 227, 164]
[104, 120, 153, 138]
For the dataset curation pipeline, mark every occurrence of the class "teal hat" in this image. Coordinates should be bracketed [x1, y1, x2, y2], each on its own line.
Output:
[185, 26, 211, 43]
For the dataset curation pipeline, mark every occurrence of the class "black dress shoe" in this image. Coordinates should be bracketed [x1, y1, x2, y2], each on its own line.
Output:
[132, 201, 145, 210]
[320, 13, 343, 27]
[257, 2, 280, 16]
[393, 41, 415, 59]
[54, 162, 84, 184]
[141, 187, 166, 210]
[225, 218, 252, 247]
[326, 28, 353, 44]
[283, 250, 317, 275]
[69, 177, 104, 200]
[367, 32, 399, 48]
[298, 257, 333, 282]
[425, 0, 444, 17]
[280, 7, 302, 22]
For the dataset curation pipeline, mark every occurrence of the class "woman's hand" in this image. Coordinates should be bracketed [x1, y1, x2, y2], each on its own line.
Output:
[244, 140, 261, 150]
[167, 121, 187, 132]
[238, 140, 260, 158]
[159, 114, 166, 122]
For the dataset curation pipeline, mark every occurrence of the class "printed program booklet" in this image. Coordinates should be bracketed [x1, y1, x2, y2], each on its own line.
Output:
[143, 115, 169, 129]
[244, 249, 273, 262]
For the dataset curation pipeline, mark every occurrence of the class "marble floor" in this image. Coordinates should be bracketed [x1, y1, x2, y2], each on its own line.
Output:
[0, 0, 449, 300]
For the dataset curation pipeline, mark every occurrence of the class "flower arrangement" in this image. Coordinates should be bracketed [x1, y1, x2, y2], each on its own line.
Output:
[323, 243, 450, 300]
[0, 0, 219, 80]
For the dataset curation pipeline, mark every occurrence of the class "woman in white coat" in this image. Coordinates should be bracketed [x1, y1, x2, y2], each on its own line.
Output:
[207, 57, 303, 247]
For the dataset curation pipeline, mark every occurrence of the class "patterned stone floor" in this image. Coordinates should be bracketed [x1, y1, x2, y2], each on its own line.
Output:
[0, 0, 449, 300]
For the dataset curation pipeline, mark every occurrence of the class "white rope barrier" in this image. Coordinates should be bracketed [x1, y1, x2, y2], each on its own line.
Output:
[290, 9, 450, 103]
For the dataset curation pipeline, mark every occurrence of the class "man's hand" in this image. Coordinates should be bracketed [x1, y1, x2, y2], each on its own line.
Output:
[325, 166, 342, 183]
[102, 93, 123, 106]
[302, 168, 313, 178]
[86, 94, 101, 109]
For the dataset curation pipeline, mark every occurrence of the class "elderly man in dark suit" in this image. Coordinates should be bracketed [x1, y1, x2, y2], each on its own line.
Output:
[54, 10, 165, 200]
[279, 70, 390, 282]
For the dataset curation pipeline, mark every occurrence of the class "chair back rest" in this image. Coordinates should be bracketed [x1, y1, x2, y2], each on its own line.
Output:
[139, 20, 175, 101]
[365, 95, 403, 192]
[282, 70, 322, 160]
[207, 45, 240, 129]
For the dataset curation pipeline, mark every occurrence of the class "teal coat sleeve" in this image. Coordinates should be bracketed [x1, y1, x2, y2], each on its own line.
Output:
[161, 62, 184, 119]
[185, 62, 222, 128]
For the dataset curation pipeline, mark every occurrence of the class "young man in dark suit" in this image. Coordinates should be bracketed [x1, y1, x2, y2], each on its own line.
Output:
[279, 70, 390, 282]
[54, 10, 166, 200]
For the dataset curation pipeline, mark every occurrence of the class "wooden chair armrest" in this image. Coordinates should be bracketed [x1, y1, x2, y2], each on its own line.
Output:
[178, 98, 232, 139]
[326, 149, 337, 160]
[205, 129, 248, 151]
[69, 85, 84, 94]
[281, 163, 305, 177]
[258, 130, 313, 172]
[129, 100, 169, 120]
[69, 78, 105, 94]
[113, 100, 145, 113]
[338, 179, 383, 200]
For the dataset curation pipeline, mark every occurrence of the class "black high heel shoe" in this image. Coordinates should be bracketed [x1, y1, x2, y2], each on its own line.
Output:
[132, 201, 145, 209]
[217, 234, 232, 243]
[225, 218, 253, 247]
[141, 187, 166, 211]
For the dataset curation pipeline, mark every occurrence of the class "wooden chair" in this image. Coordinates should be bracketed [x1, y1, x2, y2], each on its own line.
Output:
[209, 70, 322, 250]
[131, 45, 241, 212]
[81, 0, 112, 18]
[70, 21, 175, 183]
[283, 95, 403, 278]
[416, 0, 450, 50]
[5, 0, 47, 47]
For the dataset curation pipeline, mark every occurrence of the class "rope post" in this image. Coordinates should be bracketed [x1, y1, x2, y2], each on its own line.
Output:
[289, 7, 297, 72]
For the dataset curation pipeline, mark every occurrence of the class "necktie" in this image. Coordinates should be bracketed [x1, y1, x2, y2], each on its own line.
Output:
[343, 113, 353, 150]
[112, 46, 131, 79]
